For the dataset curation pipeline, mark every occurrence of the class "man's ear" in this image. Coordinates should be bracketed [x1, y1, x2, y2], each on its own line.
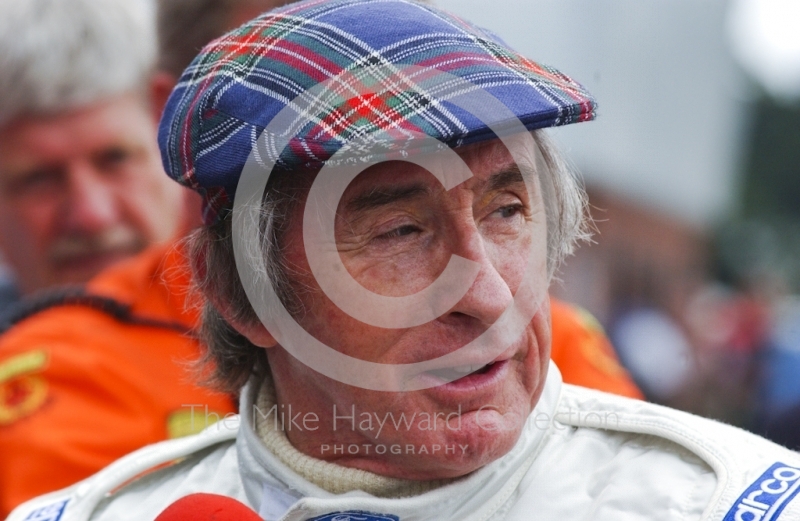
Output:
[210, 291, 279, 349]
[149, 71, 177, 122]
[190, 242, 279, 349]
[229, 315, 279, 349]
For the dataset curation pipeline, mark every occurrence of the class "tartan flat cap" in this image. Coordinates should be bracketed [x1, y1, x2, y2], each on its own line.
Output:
[158, 0, 597, 224]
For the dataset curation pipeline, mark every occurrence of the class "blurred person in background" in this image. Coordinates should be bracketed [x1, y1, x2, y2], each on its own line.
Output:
[0, 0, 640, 516]
[612, 305, 694, 403]
[683, 282, 771, 428]
[753, 295, 800, 442]
[0, 0, 192, 320]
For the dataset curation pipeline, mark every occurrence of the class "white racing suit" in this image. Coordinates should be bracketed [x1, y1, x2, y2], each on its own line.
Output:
[10, 363, 800, 521]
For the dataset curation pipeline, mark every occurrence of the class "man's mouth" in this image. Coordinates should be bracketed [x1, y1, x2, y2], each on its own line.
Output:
[424, 362, 496, 382]
[401, 336, 523, 392]
[49, 228, 144, 266]
[54, 250, 133, 271]
[47, 229, 146, 282]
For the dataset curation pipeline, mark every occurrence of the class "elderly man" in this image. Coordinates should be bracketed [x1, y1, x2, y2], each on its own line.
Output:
[0, 0, 191, 313]
[14, 1, 794, 520]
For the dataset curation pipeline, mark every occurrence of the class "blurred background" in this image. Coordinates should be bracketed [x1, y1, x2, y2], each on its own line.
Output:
[436, 0, 800, 436]
[0, 0, 798, 438]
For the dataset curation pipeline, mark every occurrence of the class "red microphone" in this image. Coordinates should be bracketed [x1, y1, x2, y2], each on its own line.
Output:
[155, 493, 262, 521]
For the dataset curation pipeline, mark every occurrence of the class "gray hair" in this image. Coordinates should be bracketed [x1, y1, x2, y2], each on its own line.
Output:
[190, 130, 590, 393]
[0, 0, 157, 126]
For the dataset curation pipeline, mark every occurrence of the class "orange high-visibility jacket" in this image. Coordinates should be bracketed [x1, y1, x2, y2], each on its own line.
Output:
[0, 242, 640, 517]
[550, 299, 642, 400]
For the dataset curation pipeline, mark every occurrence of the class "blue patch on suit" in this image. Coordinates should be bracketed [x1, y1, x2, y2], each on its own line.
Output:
[723, 462, 800, 520]
[23, 499, 69, 521]
[308, 511, 400, 521]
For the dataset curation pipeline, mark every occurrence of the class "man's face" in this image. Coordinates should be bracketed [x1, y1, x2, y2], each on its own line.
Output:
[266, 138, 552, 480]
[0, 94, 186, 293]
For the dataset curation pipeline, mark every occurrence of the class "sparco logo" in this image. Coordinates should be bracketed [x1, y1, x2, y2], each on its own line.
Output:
[724, 463, 800, 521]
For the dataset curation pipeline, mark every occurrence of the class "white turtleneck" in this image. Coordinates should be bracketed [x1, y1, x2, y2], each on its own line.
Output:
[253, 375, 456, 498]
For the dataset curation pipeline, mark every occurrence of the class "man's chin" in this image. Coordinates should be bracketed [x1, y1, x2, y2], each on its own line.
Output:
[369, 425, 523, 481]
[368, 371, 540, 478]
[354, 405, 528, 481]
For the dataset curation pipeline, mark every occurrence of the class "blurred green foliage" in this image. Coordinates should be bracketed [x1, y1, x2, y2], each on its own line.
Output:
[713, 97, 800, 291]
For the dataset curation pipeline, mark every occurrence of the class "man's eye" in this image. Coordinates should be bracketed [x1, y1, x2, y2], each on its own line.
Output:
[497, 205, 523, 218]
[95, 148, 130, 171]
[5, 169, 62, 197]
[376, 224, 420, 240]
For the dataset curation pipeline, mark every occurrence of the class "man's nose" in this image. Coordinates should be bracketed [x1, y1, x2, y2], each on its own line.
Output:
[442, 221, 513, 327]
[61, 163, 118, 233]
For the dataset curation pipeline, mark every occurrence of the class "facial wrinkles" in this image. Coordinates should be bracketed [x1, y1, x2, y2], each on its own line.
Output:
[337, 184, 447, 297]
[282, 141, 542, 332]
[267, 140, 551, 480]
[335, 167, 534, 300]
[298, 157, 531, 362]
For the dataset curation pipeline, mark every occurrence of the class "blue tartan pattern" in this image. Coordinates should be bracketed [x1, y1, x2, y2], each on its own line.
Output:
[158, 0, 597, 223]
